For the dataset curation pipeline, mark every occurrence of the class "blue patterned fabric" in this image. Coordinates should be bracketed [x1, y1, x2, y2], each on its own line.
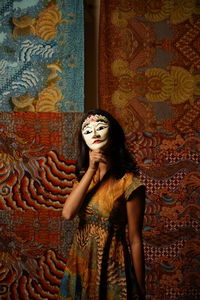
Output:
[0, 0, 84, 112]
[57, 0, 84, 112]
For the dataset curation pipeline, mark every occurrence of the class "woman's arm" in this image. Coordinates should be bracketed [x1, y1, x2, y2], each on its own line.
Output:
[126, 187, 146, 298]
[62, 150, 106, 220]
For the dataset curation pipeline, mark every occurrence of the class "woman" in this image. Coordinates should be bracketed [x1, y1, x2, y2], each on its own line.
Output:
[59, 109, 146, 299]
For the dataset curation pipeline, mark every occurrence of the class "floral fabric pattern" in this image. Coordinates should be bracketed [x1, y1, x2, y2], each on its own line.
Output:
[59, 173, 144, 300]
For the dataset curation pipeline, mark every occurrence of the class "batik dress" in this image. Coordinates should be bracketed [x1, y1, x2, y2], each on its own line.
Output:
[59, 172, 144, 300]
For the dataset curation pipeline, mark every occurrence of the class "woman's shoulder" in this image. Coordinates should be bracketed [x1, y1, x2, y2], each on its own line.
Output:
[121, 172, 145, 200]
[122, 172, 143, 184]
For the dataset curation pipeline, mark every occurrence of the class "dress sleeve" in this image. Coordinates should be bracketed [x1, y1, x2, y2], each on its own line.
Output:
[123, 173, 145, 201]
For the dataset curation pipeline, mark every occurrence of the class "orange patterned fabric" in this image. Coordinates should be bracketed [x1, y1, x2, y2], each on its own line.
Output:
[0, 112, 83, 299]
[59, 173, 144, 299]
[99, 1, 200, 299]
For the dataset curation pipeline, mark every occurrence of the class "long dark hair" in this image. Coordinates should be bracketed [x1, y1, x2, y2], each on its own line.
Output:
[75, 109, 139, 180]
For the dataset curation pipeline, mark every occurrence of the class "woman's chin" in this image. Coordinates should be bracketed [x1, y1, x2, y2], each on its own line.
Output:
[90, 142, 108, 151]
[90, 144, 105, 150]
[90, 142, 111, 152]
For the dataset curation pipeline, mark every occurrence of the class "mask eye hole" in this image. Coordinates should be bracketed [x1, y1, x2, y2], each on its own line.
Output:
[97, 125, 107, 131]
[82, 129, 92, 135]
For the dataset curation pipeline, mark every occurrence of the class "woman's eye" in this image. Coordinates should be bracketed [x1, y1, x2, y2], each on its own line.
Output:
[97, 126, 106, 131]
[83, 130, 92, 135]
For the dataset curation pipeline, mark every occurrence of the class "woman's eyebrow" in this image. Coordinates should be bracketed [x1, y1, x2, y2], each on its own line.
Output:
[82, 119, 108, 130]
[96, 119, 108, 123]
[82, 123, 92, 130]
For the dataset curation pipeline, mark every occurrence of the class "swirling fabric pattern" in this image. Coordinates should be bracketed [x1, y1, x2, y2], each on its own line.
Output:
[99, 1, 200, 300]
[0, 0, 84, 112]
[0, 112, 83, 299]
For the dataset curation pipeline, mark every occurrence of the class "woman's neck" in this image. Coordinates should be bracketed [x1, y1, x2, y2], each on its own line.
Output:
[98, 161, 110, 181]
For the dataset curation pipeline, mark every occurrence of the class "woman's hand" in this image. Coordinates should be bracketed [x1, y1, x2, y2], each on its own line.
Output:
[62, 149, 107, 220]
[88, 149, 107, 171]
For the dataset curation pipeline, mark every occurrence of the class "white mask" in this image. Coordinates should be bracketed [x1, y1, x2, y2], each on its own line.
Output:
[82, 115, 109, 150]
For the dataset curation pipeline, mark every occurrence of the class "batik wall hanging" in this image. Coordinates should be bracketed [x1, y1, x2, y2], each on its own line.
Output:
[0, 0, 84, 112]
[0, 0, 84, 298]
[0, 112, 83, 299]
[99, 1, 200, 299]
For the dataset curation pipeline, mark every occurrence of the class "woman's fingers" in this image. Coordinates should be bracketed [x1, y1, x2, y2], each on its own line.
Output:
[89, 150, 108, 169]
[90, 152, 107, 163]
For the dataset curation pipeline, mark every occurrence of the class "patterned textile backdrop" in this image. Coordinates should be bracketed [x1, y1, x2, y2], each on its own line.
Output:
[99, 1, 200, 300]
[0, 112, 84, 299]
[0, 0, 84, 112]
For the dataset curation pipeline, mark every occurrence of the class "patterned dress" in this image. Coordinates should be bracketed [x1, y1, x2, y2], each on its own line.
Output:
[59, 172, 144, 300]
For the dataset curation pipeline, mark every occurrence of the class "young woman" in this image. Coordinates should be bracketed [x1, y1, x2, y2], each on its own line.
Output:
[59, 109, 146, 300]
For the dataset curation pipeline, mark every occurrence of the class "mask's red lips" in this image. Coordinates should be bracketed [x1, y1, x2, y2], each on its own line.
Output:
[93, 140, 102, 144]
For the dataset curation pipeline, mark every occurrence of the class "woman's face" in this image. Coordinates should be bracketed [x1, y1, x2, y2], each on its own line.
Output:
[82, 115, 109, 150]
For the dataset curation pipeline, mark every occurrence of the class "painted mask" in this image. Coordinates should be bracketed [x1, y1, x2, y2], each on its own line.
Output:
[82, 114, 109, 150]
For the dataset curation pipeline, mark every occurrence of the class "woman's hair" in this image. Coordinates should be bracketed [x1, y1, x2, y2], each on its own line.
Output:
[75, 109, 139, 180]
